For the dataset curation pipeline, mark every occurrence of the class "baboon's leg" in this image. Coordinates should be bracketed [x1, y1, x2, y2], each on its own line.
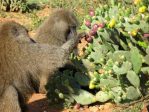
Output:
[0, 86, 22, 112]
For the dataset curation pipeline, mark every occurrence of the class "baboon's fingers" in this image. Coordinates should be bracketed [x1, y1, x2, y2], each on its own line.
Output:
[78, 32, 87, 39]
[0, 86, 22, 112]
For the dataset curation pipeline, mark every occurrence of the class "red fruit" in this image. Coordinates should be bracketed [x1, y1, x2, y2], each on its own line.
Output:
[143, 33, 149, 38]
[98, 23, 105, 28]
[89, 30, 97, 36]
[74, 103, 80, 109]
[86, 36, 93, 43]
[89, 10, 95, 17]
[85, 20, 91, 27]
[92, 24, 99, 30]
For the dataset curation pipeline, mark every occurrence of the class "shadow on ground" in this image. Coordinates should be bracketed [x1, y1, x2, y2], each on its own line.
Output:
[27, 94, 64, 112]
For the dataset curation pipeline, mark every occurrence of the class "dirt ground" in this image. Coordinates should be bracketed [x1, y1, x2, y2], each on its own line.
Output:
[27, 94, 64, 112]
[0, 7, 148, 112]
[27, 93, 148, 112]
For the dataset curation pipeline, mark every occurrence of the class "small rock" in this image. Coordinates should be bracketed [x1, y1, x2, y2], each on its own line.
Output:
[89, 106, 99, 112]
[98, 105, 104, 110]
[74, 103, 81, 109]
[104, 103, 115, 109]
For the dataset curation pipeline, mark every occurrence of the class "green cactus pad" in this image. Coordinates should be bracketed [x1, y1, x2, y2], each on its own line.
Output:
[95, 91, 111, 102]
[126, 71, 140, 87]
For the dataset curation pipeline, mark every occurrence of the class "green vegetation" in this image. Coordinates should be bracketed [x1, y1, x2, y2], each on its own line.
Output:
[47, 0, 149, 110]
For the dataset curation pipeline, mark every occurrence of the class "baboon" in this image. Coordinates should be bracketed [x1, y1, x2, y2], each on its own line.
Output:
[33, 9, 85, 92]
[0, 21, 80, 112]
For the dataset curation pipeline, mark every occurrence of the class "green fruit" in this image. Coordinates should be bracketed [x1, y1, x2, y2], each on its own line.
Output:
[125, 9, 131, 16]
[59, 93, 64, 99]
[95, 84, 100, 89]
[92, 77, 98, 84]
[114, 61, 120, 66]
[99, 58, 105, 63]
[119, 16, 125, 23]
[120, 55, 125, 60]
[103, 4, 108, 9]
[55, 89, 59, 93]
[108, 91, 114, 99]
[105, 16, 110, 21]
[134, 20, 140, 24]
[115, 96, 122, 103]
[98, 28, 104, 32]
[122, 94, 127, 100]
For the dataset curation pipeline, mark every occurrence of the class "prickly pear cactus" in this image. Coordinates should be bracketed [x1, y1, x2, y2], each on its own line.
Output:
[46, 0, 149, 107]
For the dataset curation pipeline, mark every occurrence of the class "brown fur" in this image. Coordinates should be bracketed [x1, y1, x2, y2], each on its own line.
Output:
[34, 9, 85, 93]
[0, 21, 79, 112]
[34, 9, 79, 46]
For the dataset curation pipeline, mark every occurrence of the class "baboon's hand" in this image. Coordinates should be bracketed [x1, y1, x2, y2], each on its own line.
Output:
[78, 32, 87, 39]
[39, 87, 47, 94]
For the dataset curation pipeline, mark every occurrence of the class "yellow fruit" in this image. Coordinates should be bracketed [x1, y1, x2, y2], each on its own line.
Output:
[89, 82, 95, 89]
[134, 0, 141, 4]
[130, 30, 138, 36]
[139, 6, 147, 13]
[109, 19, 116, 28]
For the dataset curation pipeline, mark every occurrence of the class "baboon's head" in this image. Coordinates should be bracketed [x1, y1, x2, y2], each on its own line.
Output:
[0, 21, 30, 42]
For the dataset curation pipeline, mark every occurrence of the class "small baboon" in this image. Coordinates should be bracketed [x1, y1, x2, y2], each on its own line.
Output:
[0, 21, 80, 112]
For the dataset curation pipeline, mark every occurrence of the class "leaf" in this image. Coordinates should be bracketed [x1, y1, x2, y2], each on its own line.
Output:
[88, 51, 104, 64]
[130, 47, 142, 74]
[71, 89, 96, 105]
[144, 55, 149, 65]
[124, 22, 140, 32]
[95, 91, 111, 102]
[141, 67, 149, 75]
[93, 44, 109, 55]
[82, 59, 96, 71]
[139, 21, 149, 33]
[100, 29, 111, 42]
[100, 78, 119, 88]
[146, 46, 149, 54]
[81, 24, 90, 31]
[112, 51, 130, 62]
[109, 6, 119, 19]
[127, 71, 140, 87]
[113, 61, 132, 75]
[126, 86, 141, 100]
[144, 47, 149, 65]
[111, 87, 123, 94]
[74, 72, 90, 86]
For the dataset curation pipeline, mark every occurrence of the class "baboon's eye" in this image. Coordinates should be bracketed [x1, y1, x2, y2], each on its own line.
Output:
[65, 26, 77, 41]
[65, 28, 71, 40]
[72, 26, 77, 30]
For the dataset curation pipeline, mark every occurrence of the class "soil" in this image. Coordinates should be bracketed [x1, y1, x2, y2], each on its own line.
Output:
[27, 93, 63, 112]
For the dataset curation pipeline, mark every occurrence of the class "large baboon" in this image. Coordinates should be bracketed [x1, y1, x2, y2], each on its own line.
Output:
[0, 21, 79, 112]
